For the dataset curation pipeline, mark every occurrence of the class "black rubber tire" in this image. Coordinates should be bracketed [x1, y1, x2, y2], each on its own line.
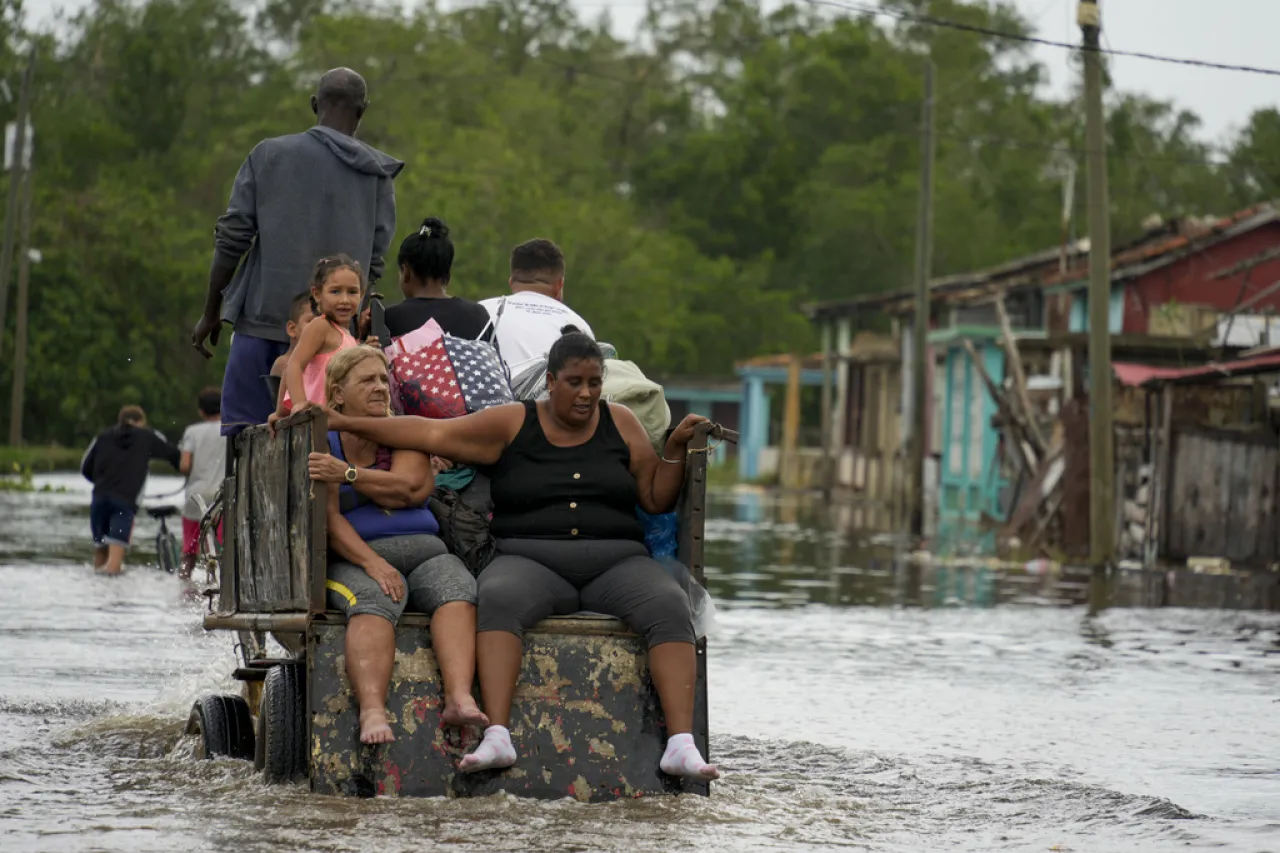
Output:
[222, 695, 256, 760]
[156, 529, 179, 574]
[255, 662, 306, 783]
[166, 531, 180, 574]
[186, 695, 255, 760]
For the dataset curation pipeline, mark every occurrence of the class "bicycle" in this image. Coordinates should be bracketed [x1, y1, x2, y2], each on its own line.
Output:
[145, 505, 182, 575]
[193, 487, 223, 587]
[193, 485, 268, 683]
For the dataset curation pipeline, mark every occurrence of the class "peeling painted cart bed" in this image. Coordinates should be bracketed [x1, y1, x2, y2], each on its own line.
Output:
[187, 410, 727, 801]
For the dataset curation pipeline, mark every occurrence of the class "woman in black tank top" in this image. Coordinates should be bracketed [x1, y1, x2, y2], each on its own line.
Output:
[327, 328, 720, 782]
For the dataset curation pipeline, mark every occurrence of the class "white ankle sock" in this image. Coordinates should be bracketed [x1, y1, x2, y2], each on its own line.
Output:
[660, 732, 720, 781]
[458, 725, 517, 773]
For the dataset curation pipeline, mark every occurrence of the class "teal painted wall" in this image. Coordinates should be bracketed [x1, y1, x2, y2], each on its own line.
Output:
[1068, 287, 1124, 334]
[937, 341, 1007, 551]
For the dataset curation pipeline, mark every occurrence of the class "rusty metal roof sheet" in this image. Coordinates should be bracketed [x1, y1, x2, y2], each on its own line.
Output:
[1114, 351, 1280, 387]
[805, 241, 1085, 320]
[1041, 204, 1279, 289]
[806, 203, 1280, 322]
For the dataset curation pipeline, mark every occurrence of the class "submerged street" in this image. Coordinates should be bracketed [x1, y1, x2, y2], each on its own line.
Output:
[1, 474, 1278, 852]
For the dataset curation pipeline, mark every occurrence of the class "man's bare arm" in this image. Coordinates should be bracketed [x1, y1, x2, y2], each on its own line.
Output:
[194, 151, 259, 358]
[192, 260, 237, 358]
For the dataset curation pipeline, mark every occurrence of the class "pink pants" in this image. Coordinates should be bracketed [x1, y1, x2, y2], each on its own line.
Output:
[182, 518, 224, 556]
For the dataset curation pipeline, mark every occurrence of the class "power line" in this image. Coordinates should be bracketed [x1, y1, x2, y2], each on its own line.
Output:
[803, 0, 1280, 78]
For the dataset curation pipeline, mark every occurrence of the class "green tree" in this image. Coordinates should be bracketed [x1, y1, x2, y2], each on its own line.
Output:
[0, 0, 1269, 447]
[1225, 108, 1280, 206]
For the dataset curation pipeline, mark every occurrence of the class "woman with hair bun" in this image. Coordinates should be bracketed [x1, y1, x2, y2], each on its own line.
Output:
[384, 216, 492, 341]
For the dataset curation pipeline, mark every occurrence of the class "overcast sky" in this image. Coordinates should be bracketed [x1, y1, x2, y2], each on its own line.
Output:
[20, 0, 1280, 145]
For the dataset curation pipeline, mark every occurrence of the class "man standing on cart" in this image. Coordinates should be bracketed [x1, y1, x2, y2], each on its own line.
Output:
[190, 67, 404, 437]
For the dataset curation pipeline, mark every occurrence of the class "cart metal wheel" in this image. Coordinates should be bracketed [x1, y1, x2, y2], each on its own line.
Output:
[255, 662, 306, 783]
[186, 695, 255, 760]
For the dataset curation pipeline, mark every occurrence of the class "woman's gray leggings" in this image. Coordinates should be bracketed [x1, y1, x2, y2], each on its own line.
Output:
[476, 538, 695, 646]
[327, 534, 476, 625]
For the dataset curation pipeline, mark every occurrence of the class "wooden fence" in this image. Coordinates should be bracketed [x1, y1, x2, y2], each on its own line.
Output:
[1161, 424, 1280, 567]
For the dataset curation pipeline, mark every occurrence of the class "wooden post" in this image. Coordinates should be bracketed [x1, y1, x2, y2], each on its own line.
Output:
[781, 353, 802, 489]
[1060, 346, 1074, 402]
[995, 294, 1046, 454]
[1059, 159, 1077, 274]
[0, 47, 35, 357]
[832, 318, 852, 480]
[1145, 386, 1173, 568]
[1081, 0, 1115, 567]
[309, 414, 330, 613]
[219, 472, 237, 613]
[819, 321, 834, 495]
[909, 59, 936, 538]
[7, 164, 34, 445]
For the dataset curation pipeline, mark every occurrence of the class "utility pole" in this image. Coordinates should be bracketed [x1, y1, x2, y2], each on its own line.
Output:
[8, 164, 33, 446]
[908, 60, 936, 538]
[819, 322, 834, 497]
[0, 46, 34, 357]
[1080, 0, 1114, 566]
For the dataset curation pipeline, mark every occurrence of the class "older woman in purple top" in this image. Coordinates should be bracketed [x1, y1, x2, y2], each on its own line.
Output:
[307, 346, 486, 744]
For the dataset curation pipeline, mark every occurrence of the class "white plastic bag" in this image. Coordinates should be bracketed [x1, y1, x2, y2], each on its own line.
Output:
[657, 556, 718, 641]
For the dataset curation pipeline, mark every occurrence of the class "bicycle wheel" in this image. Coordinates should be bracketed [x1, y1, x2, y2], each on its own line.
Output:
[197, 493, 223, 584]
[156, 527, 179, 574]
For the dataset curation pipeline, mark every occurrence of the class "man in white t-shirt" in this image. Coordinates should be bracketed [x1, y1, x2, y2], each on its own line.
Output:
[480, 238, 594, 377]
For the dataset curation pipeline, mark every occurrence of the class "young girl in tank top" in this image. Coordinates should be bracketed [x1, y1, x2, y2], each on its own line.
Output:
[275, 255, 363, 418]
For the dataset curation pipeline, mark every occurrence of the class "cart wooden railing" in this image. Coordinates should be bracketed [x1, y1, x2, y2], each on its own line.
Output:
[216, 410, 329, 618]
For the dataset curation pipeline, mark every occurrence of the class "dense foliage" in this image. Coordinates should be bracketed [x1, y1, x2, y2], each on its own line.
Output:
[0, 0, 1275, 444]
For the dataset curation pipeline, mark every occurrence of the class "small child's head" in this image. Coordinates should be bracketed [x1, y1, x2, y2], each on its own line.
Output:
[197, 387, 221, 420]
[310, 254, 364, 326]
[286, 290, 319, 344]
[118, 405, 147, 427]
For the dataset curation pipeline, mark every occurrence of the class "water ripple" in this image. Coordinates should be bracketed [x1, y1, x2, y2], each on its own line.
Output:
[0, 484, 1277, 851]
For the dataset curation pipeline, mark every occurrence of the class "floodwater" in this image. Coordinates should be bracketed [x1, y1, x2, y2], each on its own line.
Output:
[2, 474, 1278, 853]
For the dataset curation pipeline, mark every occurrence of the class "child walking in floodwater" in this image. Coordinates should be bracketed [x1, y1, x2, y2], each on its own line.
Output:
[274, 255, 363, 420]
[81, 406, 183, 575]
[179, 389, 226, 579]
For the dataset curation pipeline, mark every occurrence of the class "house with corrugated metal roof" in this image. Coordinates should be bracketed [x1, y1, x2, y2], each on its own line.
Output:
[1044, 204, 1280, 340]
[802, 202, 1280, 553]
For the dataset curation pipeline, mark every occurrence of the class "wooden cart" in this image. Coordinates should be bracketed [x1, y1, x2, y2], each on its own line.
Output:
[185, 410, 727, 801]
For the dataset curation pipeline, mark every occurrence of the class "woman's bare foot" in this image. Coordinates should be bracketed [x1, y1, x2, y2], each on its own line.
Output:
[441, 694, 489, 728]
[358, 707, 395, 744]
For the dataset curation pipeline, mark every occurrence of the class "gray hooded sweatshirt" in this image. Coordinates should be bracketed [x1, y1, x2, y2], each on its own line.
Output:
[213, 126, 405, 342]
